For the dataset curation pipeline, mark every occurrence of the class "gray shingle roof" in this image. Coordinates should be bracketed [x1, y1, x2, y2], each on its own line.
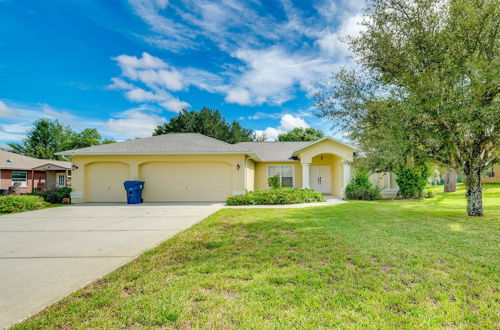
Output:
[236, 141, 308, 162]
[57, 133, 252, 156]
[0, 149, 71, 170]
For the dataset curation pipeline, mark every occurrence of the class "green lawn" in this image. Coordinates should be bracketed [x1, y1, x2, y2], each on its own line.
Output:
[15, 184, 499, 329]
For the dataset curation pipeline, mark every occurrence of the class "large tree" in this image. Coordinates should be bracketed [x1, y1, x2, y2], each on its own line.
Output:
[315, 0, 499, 216]
[277, 128, 325, 142]
[8, 119, 115, 160]
[154, 107, 256, 144]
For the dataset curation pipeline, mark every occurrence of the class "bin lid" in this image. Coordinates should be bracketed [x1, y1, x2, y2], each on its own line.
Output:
[123, 180, 145, 188]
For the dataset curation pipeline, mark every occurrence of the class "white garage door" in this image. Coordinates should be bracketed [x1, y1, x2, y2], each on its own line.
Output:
[85, 162, 129, 202]
[140, 162, 232, 202]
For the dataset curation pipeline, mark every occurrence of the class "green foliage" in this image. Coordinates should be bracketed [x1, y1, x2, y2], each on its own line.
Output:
[395, 165, 431, 199]
[7, 119, 115, 160]
[226, 188, 325, 205]
[344, 172, 382, 200]
[154, 107, 256, 143]
[34, 187, 72, 204]
[267, 175, 281, 189]
[315, 0, 499, 216]
[422, 189, 436, 199]
[277, 128, 324, 142]
[0, 195, 48, 214]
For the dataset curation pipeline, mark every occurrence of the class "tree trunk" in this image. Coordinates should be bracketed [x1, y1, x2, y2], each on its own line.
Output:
[464, 166, 483, 217]
[443, 168, 457, 192]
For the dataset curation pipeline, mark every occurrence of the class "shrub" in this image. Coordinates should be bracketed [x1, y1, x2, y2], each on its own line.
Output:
[267, 175, 281, 189]
[345, 172, 382, 200]
[422, 189, 435, 198]
[0, 195, 48, 214]
[226, 188, 325, 205]
[395, 165, 430, 199]
[35, 187, 72, 204]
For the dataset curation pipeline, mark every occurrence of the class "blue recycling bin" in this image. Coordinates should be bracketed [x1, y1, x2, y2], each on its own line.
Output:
[123, 180, 145, 204]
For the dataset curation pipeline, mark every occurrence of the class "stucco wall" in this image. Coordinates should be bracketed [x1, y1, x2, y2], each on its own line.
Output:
[483, 164, 500, 183]
[245, 158, 255, 191]
[70, 154, 246, 203]
[254, 162, 302, 190]
[0, 169, 46, 193]
[298, 139, 354, 163]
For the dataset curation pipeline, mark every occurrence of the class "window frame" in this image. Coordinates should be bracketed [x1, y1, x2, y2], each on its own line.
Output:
[57, 173, 66, 187]
[11, 171, 28, 187]
[485, 166, 495, 178]
[266, 165, 295, 188]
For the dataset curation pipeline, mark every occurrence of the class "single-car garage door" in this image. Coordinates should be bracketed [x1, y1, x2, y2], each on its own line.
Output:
[85, 162, 129, 202]
[140, 162, 232, 202]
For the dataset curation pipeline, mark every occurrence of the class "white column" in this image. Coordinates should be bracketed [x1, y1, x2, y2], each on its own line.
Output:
[387, 172, 391, 189]
[342, 162, 351, 192]
[302, 163, 311, 189]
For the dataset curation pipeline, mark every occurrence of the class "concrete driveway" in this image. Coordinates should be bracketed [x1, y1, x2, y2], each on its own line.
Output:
[0, 202, 223, 329]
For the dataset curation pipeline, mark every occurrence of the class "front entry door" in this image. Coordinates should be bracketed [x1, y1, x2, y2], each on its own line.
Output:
[310, 166, 331, 193]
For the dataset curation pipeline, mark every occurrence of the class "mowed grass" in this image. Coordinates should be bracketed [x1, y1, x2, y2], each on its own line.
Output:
[15, 184, 500, 329]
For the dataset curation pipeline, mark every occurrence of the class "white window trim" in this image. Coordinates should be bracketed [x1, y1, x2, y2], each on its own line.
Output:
[266, 165, 295, 188]
[56, 173, 66, 187]
[12, 171, 28, 188]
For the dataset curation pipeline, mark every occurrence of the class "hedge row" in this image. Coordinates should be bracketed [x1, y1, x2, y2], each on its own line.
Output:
[226, 188, 325, 205]
[0, 195, 48, 214]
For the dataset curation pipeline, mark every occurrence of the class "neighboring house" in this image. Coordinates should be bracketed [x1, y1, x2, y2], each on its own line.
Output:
[57, 133, 396, 203]
[0, 149, 72, 194]
[483, 164, 500, 183]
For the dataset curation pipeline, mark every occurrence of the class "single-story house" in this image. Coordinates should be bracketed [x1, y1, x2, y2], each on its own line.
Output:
[58, 133, 398, 203]
[0, 149, 72, 194]
[483, 164, 500, 183]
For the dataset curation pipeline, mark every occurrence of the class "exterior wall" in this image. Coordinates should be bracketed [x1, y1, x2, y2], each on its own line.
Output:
[297, 139, 355, 164]
[483, 164, 500, 183]
[0, 169, 46, 193]
[296, 139, 355, 197]
[245, 158, 255, 191]
[254, 162, 302, 190]
[46, 171, 57, 189]
[70, 154, 246, 203]
[310, 154, 343, 196]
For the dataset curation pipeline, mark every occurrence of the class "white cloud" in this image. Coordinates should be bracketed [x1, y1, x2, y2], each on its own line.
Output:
[225, 87, 251, 105]
[109, 52, 191, 111]
[108, 77, 135, 90]
[0, 101, 17, 118]
[315, 13, 366, 56]
[254, 113, 309, 141]
[225, 47, 340, 105]
[110, 1, 367, 109]
[254, 127, 282, 141]
[106, 108, 165, 139]
[161, 98, 189, 112]
[125, 87, 166, 102]
[0, 100, 169, 144]
[279, 114, 309, 131]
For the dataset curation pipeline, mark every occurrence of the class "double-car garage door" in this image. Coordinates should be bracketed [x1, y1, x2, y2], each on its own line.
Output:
[85, 162, 232, 202]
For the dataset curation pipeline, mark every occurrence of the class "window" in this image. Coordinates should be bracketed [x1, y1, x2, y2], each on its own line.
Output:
[57, 174, 66, 186]
[485, 167, 495, 178]
[12, 171, 27, 187]
[267, 165, 294, 188]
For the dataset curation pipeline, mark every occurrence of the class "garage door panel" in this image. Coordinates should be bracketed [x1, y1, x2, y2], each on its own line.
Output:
[140, 162, 232, 202]
[86, 162, 129, 202]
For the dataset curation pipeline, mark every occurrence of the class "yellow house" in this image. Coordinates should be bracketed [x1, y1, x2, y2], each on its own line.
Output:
[483, 164, 500, 183]
[58, 133, 396, 203]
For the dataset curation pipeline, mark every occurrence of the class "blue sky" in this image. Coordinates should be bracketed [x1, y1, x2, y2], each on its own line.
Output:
[0, 0, 365, 145]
